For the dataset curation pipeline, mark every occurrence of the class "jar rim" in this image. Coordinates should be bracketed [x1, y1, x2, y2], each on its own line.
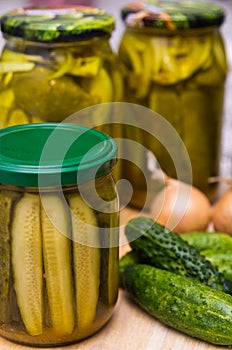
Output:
[0, 123, 117, 187]
[121, 1, 225, 30]
[0, 5, 115, 42]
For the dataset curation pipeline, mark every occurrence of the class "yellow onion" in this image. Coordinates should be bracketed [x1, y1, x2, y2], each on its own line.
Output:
[150, 177, 211, 233]
[212, 189, 232, 235]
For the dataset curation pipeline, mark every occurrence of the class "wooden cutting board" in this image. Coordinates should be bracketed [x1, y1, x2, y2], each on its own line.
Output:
[0, 207, 227, 350]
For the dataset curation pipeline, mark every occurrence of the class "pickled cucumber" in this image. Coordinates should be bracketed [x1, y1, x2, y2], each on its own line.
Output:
[100, 246, 119, 307]
[111, 68, 124, 102]
[96, 180, 119, 306]
[68, 193, 100, 330]
[86, 67, 114, 103]
[0, 107, 10, 129]
[0, 49, 47, 65]
[11, 193, 43, 336]
[1, 183, 118, 340]
[0, 88, 15, 128]
[41, 194, 74, 335]
[7, 108, 29, 126]
[119, 31, 213, 89]
[0, 45, 122, 127]
[0, 62, 35, 74]
[0, 190, 21, 323]
[12, 67, 93, 122]
[48, 51, 74, 80]
[119, 26, 227, 199]
[69, 56, 102, 77]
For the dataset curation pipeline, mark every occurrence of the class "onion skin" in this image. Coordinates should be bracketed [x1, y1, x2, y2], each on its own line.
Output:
[212, 190, 232, 235]
[150, 178, 211, 233]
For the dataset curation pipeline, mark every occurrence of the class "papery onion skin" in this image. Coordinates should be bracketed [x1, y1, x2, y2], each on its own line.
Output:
[150, 178, 211, 233]
[212, 190, 232, 235]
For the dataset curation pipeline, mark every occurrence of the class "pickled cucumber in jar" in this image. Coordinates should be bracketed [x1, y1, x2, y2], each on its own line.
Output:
[119, 0, 227, 203]
[0, 123, 119, 347]
[0, 6, 124, 126]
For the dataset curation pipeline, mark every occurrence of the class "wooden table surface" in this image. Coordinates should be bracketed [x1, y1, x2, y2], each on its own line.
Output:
[0, 207, 229, 350]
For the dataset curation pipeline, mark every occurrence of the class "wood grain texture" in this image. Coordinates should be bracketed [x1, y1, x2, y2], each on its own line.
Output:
[0, 208, 228, 350]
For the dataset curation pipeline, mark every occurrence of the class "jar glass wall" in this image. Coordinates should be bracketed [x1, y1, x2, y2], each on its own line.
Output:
[118, 1, 227, 207]
[0, 178, 119, 346]
[0, 6, 123, 126]
[0, 123, 119, 346]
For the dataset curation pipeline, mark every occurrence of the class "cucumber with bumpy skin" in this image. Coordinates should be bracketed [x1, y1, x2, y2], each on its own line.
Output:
[119, 250, 139, 286]
[182, 231, 232, 251]
[181, 231, 232, 282]
[125, 217, 232, 294]
[123, 264, 232, 346]
[201, 250, 232, 282]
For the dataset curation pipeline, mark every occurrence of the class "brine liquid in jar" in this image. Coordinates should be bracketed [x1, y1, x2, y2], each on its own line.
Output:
[0, 6, 124, 126]
[119, 1, 227, 207]
[0, 123, 119, 347]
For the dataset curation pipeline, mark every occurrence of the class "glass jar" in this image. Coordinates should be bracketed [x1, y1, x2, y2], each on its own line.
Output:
[119, 0, 227, 206]
[0, 123, 119, 347]
[0, 6, 123, 126]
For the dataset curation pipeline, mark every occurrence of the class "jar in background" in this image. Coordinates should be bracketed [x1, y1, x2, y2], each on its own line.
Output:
[119, 1, 227, 207]
[0, 123, 119, 347]
[0, 6, 123, 126]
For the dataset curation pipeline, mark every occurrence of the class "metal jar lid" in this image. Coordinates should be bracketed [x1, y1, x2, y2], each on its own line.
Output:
[0, 6, 115, 42]
[121, 1, 225, 30]
[0, 123, 117, 187]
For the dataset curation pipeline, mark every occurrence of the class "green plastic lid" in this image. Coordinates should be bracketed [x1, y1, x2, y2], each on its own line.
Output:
[121, 1, 225, 30]
[0, 123, 117, 187]
[0, 6, 115, 42]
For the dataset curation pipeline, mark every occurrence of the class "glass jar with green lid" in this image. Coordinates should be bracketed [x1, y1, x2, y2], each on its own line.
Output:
[0, 6, 123, 126]
[0, 123, 119, 346]
[119, 0, 227, 205]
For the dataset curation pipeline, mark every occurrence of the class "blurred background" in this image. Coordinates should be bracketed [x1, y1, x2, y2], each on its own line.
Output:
[0, 0, 231, 182]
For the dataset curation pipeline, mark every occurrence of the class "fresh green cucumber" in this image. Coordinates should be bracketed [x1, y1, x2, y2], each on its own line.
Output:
[119, 250, 139, 285]
[123, 264, 232, 345]
[181, 231, 232, 282]
[125, 217, 232, 294]
[120, 248, 232, 286]
[201, 250, 232, 282]
[181, 231, 232, 251]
